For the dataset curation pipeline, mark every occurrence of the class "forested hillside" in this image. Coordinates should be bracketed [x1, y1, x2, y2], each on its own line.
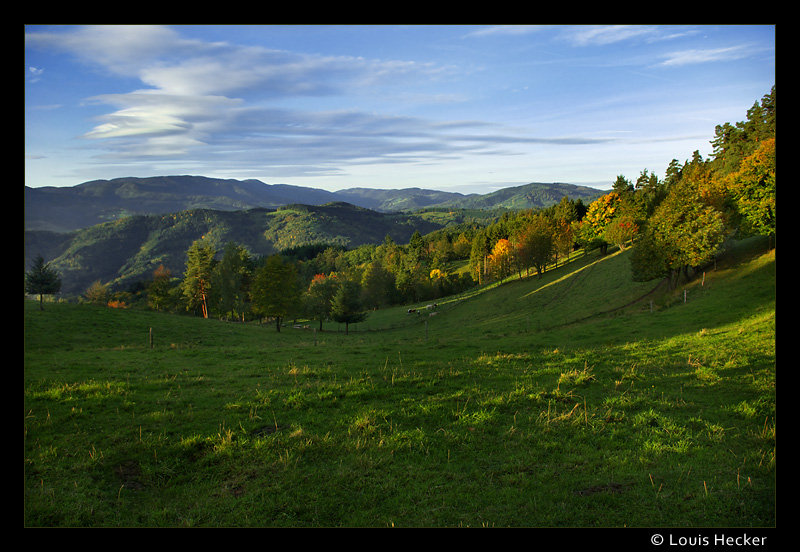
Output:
[24, 203, 484, 296]
[25, 87, 775, 329]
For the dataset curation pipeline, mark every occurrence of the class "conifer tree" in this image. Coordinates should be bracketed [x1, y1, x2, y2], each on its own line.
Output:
[25, 254, 62, 310]
[330, 279, 367, 334]
[181, 240, 216, 318]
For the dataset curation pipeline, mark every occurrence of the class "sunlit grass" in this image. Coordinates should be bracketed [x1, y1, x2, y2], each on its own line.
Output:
[24, 239, 775, 527]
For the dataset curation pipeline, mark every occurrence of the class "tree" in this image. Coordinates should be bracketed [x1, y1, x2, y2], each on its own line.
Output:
[181, 240, 216, 318]
[302, 273, 339, 330]
[711, 86, 775, 175]
[612, 174, 634, 194]
[725, 138, 775, 241]
[552, 195, 579, 224]
[147, 264, 173, 312]
[631, 179, 726, 288]
[514, 215, 554, 279]
[629, 231, 671, 283]
[407, 230, 426, 264]
[469, 230, 492, 284]
[581, 192, 622, 254]
[603, 215, 639, 250]
[251, 255, 299, 331]
[330, 279, 368, 334]
[210, 242, 252, 321]
[25, 254, 62, 310]
[85, 280, 109, 305]
[488, 238, 513, 281]
[634, 169, 666, 218]
[552, 218, 575, 267]
[360, 261, 397, 309]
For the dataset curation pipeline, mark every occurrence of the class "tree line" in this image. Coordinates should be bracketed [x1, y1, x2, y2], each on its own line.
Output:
[26, 87, 774, 323]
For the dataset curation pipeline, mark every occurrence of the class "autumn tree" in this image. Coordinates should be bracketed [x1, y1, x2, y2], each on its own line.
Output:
[552, 218, 574, 267]
[488, 238, 513, 281]
[84, 280, 109, 305]
[724, 137, 776, 242]
[251, 254, 299, 331]
[603, 215, 639, 250]
[580, 192, 622, 254]
[302, 273, 339, 330]
[631, 175, 726, 288]
[25, 254, 62, 310]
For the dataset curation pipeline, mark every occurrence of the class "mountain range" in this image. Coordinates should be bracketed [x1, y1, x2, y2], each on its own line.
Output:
[24, 175, 607, 295]
[24, 175, 606, 233]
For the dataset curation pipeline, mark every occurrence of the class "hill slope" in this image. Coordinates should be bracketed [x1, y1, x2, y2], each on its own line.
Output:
[24, 202, 448, 295]
[23, 237, 775, 527]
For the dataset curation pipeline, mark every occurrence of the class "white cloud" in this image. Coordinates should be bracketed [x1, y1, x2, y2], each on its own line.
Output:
[27, 66, 44, 82]
[25, 25, 774, 191]
[27, 25, 591, 175]
[656, 46, 754, 67]
[465, 26, 546, 38]
[561, 25, 659, 46]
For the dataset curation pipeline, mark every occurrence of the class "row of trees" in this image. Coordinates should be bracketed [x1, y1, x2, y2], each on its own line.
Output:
[627, 87, 775, 287]
[146, 241, 367, 332]
[465, 86, 775, 289]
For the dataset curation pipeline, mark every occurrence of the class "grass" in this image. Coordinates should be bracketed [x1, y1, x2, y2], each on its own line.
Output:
[24, 238, 775, 527]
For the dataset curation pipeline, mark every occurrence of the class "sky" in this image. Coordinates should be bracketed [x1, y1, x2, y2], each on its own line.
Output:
[24, 24, 775, 194]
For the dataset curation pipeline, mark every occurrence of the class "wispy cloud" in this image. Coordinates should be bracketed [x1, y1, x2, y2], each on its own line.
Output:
[25, 25, 774, 190]
[655, 45, 755, 67]
[560, 25, 660, 46]
[29, 25, 603, 178]
[464, 25, 546, 38]
[26, 66, 44, 83]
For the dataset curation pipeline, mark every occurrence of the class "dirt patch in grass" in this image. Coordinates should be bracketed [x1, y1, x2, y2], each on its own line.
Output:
[114, 460, 145, 490]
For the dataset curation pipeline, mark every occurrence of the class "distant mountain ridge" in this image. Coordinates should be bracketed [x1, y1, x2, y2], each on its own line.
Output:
[25, 175, 606, 232]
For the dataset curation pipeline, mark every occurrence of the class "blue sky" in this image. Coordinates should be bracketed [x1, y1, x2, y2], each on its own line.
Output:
[24, 25, 775, 194]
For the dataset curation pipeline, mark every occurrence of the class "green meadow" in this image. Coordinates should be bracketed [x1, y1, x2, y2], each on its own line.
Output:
[24, 237, 775, 527]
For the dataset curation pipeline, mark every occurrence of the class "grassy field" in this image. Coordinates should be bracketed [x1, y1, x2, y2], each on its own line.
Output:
[24, 238, 775, 528]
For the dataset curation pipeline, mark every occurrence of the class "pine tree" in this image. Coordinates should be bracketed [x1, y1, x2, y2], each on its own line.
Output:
[181, 240, 216, 318]
[25, 254, 62, 310]
[330, 280, 367, 334]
